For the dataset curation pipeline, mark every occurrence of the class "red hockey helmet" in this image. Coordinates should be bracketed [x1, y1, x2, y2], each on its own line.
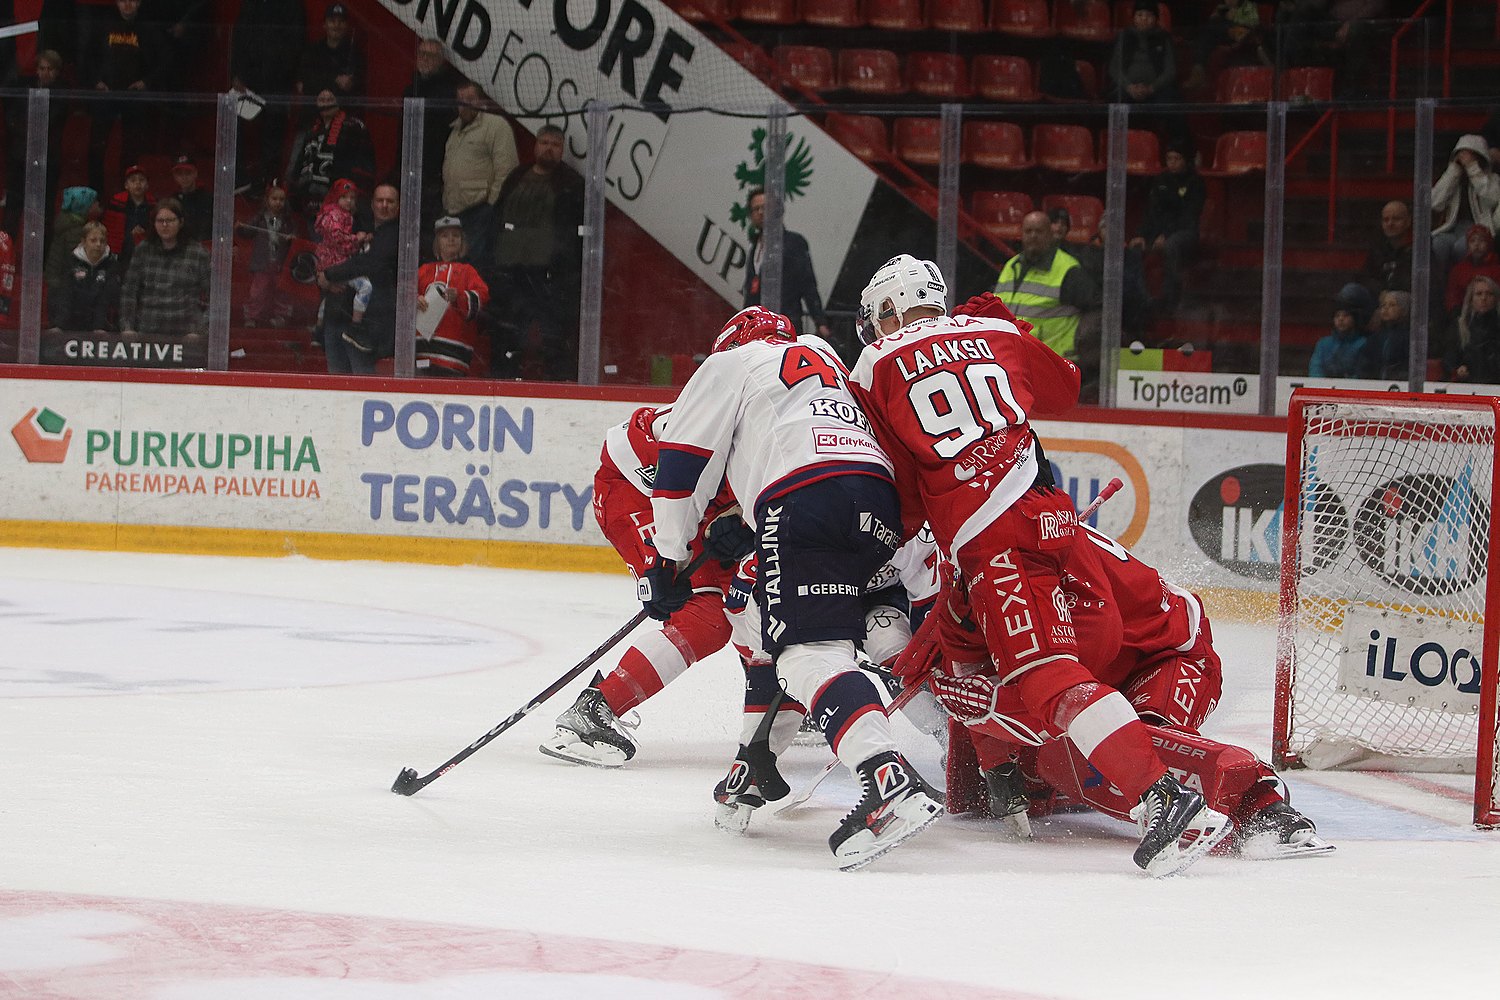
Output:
[711, 306, 797, 354]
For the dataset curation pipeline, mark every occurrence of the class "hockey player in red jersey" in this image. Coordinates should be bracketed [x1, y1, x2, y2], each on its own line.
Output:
[642, 305, 943, 870]
[539, 403, 748, 767]
[848, 255, 1231, 876]
[904, 521, 1333, 860]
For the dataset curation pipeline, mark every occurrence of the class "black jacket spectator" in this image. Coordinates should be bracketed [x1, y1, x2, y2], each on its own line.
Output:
[297, 6, 364, 97]
[404, 40, 462, 219]
[85, 2, 165, 91]
[230, 0, 305, 95]
[50, 244, 121, 332]
[1108, 5, 1177, 102]
[324, 212, 399, 357]
[1141, 162, 1206, 245]
[286, 93, 375, 217]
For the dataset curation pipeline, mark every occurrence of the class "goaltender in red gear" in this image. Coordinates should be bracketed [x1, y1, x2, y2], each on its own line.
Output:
[901, 522, 1334, 860]
[538, 404, 742, 768]
[849, 255, 1232, 876]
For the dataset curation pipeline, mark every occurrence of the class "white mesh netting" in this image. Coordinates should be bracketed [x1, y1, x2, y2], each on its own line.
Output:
[1280, 396, 1497, 804]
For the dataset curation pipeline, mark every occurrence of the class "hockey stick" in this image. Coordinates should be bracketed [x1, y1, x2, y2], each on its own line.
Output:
[776, 479, 1125, 813]
[391, 550, 712, 796]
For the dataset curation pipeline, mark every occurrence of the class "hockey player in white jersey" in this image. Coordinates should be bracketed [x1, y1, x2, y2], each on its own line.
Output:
[640, 306, 943, 870]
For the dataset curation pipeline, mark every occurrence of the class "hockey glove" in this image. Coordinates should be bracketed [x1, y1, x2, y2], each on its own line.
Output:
[638, 543, 693, 621]
[952, 291, 1034, 337]
[704, 509, 756, 565]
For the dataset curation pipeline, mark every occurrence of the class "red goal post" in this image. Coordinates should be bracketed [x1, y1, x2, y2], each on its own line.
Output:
[1273, 388, 1500, 827]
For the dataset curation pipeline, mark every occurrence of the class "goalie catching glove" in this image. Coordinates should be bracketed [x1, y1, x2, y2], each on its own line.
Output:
[638, 541, 692, 620]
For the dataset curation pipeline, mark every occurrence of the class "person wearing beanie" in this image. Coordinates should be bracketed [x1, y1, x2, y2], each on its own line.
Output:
[1309, 282, 1373, 378]
[1109, 2, 1178, 104]
[1445, 224, 1500, 313]
[1432, 134, 1499, 268]
[1131, 139, 1204, 311]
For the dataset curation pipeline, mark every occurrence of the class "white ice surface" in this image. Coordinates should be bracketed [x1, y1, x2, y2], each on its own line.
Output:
[2, 548, 1497, 1000]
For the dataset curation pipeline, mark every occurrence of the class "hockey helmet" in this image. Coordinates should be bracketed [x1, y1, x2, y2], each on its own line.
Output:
[858, 254, 948, 343]
[711, 306, 797, 354]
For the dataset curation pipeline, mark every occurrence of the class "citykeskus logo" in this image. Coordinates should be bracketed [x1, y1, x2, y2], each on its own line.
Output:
[11, 407, 73, 463]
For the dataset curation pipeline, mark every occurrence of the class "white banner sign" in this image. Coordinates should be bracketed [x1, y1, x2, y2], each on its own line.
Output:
[378, 0, 876, 308]
[1115, 370, 1261, 413]
[1338, 604, 1483, 716]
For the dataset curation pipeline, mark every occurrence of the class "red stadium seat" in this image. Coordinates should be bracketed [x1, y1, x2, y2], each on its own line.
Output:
[824, 113, 891, 163]
[669, 0, 736, 21]
[1075, 60, 1100, 99]
[973, 190, 1035, 242]
[802, 0, 863, 28]
[1056, 0, 1114, 43]
[894, 117, 943, 167]
[963, 121, 1033, 170]
[723, 42, 775, 80]
[1123, 128, 1160, 175]
[737, 0, 798, 24]
[974, 55, 1039, 102]
[839, 49, 904, 96]
[1281, 66, 1334, 102]
[929, 0, 987, 32]
[1041, 193, 1104, 244]
[866, 0, 925, 30]
[1033, 123, 1102, 172]
[992, 0, 1055, 38]
[907, 52, 972, 99]
[1113, 2, 1171, 30]
[1215, 65, 1274, 104]
[1202, 130, 1268, 176]
[773, 45, 836, 93]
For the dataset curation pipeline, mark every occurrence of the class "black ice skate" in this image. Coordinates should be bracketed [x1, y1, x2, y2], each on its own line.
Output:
[982, 761, 1032, 840]
[1129, 773, 1233, 877]
[538, 677, 639, 768]
[713, 742, 788, 833]
[829, 751, 943, 871]
[1235, 801, 1335, 860]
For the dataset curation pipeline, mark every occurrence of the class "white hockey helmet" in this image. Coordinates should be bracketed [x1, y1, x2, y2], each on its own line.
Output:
[857, 254, 948, 343]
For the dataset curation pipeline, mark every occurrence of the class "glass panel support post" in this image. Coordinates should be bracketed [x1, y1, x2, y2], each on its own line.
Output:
[17, 88, 49, 366]
[206, 91, 239, 371]
[937, 103, 962, 308]
[759, 104, 788, 323]
[393, 96, 425, 379]
[1409, 99, 1435, 391]
[1258, 102, 1288, 416]
[1099, 103, 1129, 408]
[578, 100, 610, 386]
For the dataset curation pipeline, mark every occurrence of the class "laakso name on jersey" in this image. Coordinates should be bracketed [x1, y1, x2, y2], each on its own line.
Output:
[894, 338, 997, 382]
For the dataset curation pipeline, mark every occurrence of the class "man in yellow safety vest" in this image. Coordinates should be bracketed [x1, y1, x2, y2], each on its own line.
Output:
[994, 211, 1096, 358]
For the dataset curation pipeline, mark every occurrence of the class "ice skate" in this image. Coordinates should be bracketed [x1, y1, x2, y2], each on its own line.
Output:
[1235, 801, 1334, 860]
[982, 762, 1032, 840]
[829, 751, 943, 871]
[791, 712, 826, 748]
[1129, 773, 1233, 877]
[713, 743, 788, 833]
[538, 680, 638, 768]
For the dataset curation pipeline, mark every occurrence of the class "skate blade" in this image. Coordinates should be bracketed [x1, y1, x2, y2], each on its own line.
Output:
[1141, 808, 1234, 878]
[1239, 831, 1336, 861]
[995, 811, 1033, 842]
[714, 800, 757, 834]
[836, 796, 942, 872]
[538, 736, 629, 769]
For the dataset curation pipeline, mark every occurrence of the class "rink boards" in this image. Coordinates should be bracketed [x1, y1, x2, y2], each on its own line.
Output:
[0, 366, 1287, 601]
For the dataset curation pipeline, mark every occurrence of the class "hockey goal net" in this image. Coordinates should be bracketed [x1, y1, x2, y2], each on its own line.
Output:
[1273, 388, 1500, 827]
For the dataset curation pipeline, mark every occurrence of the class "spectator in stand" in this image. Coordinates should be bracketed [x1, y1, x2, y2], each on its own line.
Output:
[1037, 40, 1088, 102]
[995, 210, 1094, 360]
[236, 180, 298, 328]
[102, 164, 154, 270]
[1308, 282, 1373, 378]
[490, 125, 585, 381]
[1432, 134, 1499, 268]
[297, 2, 364, 98]
[47, 220, 120, 333]
[119, 197, 210, 342]
[84, 0, 165, 196]
[0, 224, 13, 330]
[404, 38, 462, 229]
[322, 181, 400, 373]
[231, 0, 306, 194]
[1048, 206, 1071, 245]
[741, 187, 831, 339]
[1075, 215, 1150, 342]
[148, 0, 210, 95]
[286, 87, 375, 220]
[1443, 275, 1500, 384]
[1131, 141, 1204, 312]
[2, 48, 65, 234]
[442, 81, 518, 268]
[169, 155, 212, 242]
[1108, 2, 1179, 106]
[416, 216, 490, 377]
[1357, 289, 1410, 382]
[1184, 2, 1270, 92]
[1356, 200, 1412, 298]
[1446, 225, 1500, 314]
[46, 187, 101, 303]
[313, 178, 372, 348]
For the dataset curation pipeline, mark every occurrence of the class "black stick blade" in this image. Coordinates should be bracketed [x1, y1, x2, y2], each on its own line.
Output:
[391, 767, 422, 796]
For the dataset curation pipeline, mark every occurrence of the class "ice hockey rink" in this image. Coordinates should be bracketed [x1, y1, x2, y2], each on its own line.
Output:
[4, 547, 1497, 1000]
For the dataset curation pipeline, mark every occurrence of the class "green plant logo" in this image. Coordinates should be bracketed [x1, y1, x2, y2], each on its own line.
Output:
[730, 126, 815, 231]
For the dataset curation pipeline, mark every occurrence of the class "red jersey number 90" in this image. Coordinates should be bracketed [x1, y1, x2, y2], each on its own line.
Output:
[908, 362, 1026, 459]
